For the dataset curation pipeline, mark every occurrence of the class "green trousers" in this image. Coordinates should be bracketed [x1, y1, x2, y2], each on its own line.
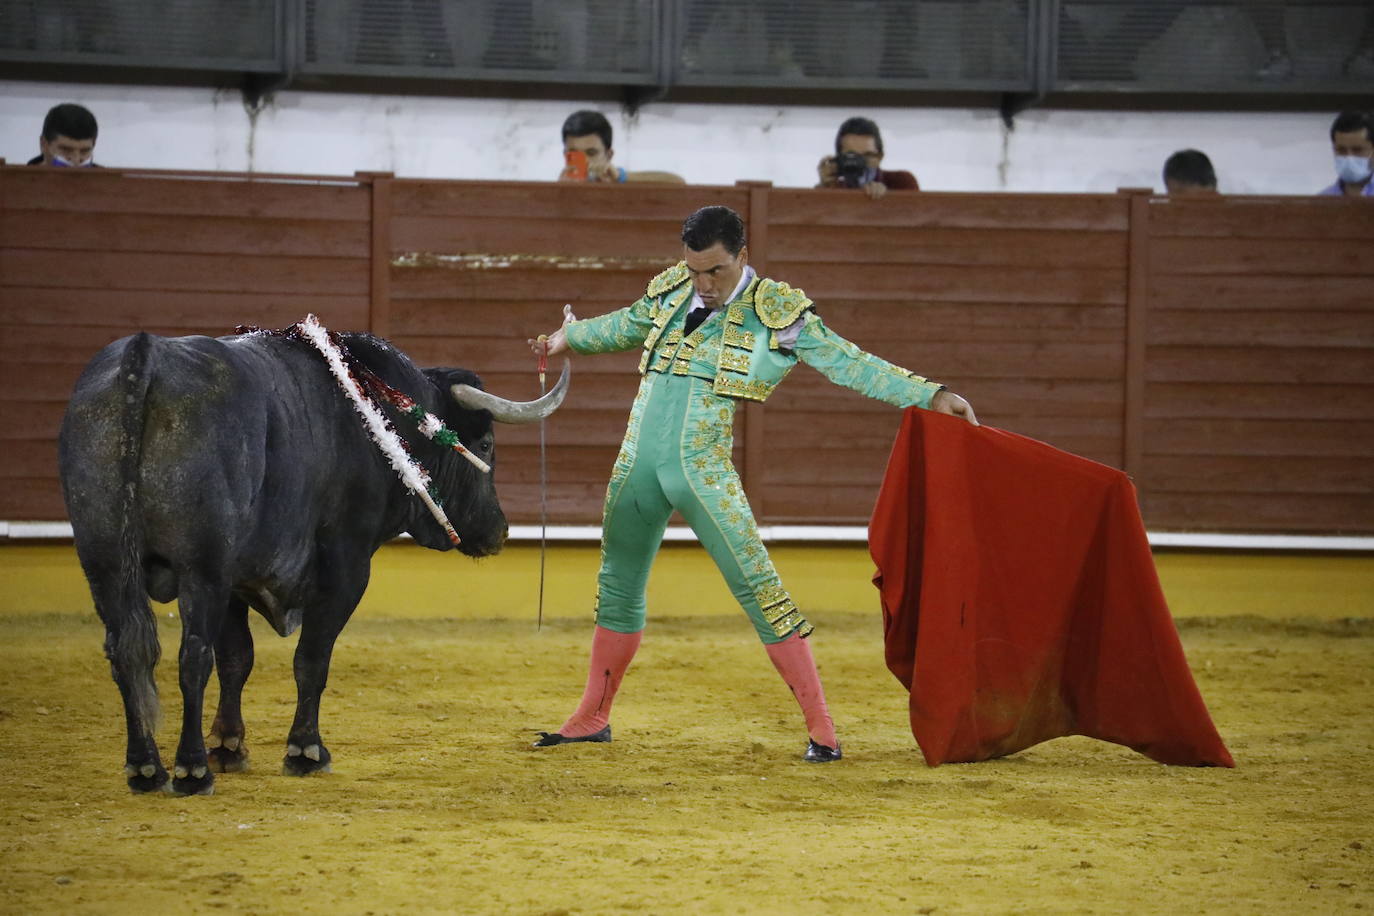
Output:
[594, 371, 810, 644]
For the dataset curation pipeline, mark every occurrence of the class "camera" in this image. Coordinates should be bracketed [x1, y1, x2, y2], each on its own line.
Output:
[834, 150, 871, 188]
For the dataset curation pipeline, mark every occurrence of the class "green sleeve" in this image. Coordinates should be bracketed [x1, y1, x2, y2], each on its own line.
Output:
[792, 312, 944, 409]
[564, 296, 657, 355]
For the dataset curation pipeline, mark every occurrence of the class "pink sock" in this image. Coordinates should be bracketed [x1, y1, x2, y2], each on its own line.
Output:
[557, 625, 643, 737]
[765, 633, 839, 748]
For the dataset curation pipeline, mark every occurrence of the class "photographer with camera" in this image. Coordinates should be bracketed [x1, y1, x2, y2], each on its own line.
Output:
[816, 117, 918, 199]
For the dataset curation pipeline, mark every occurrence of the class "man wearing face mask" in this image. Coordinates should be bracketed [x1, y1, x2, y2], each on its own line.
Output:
[27, 103, 99, 168]
[1319, 110, 1374, 199]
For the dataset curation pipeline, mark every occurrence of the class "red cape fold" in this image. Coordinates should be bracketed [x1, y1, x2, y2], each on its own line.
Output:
[869, 409, 1234, 768]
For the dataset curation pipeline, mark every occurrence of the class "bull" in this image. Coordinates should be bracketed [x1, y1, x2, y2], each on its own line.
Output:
[58, 327, 567, 795]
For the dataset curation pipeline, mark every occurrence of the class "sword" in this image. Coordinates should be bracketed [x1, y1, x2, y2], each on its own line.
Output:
[536, 334, 549, 631]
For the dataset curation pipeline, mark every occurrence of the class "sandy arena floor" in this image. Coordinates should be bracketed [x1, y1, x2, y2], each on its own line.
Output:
[0, 609, 1370, 915]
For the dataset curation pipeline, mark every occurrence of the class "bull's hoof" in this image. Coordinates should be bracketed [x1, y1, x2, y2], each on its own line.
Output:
[282, 742, 332, 777]
[169, 762, 215, 796]
[207, 734, 250, 773]
[124, 761, 169, 795]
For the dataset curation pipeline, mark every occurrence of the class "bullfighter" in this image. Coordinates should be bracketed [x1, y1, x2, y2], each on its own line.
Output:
[529, 205, 978, 761]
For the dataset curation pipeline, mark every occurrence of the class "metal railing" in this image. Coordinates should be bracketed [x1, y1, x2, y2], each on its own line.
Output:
[0, 1, 1369, 97]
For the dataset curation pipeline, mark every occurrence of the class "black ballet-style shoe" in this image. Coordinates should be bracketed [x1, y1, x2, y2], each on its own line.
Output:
[804, 739, 842, 762]
[531, 724, 612, 748]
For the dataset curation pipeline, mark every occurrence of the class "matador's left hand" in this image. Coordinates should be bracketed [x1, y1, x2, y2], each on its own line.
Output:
[931, 389, 979, 426]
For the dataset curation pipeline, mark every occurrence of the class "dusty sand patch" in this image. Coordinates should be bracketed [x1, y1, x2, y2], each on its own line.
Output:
[0, 611, 1370, 914]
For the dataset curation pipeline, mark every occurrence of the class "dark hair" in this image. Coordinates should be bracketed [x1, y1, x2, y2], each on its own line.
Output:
[42, 103, 98, 142]
[1163, 149, 1217, 189]
[561, 110, 613, 150]
[681, 206, 746, 256]
[1330, 110, 1374, 143]
[835, 116, 883, 156]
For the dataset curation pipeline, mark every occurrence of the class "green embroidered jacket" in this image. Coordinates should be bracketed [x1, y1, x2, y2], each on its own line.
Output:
[565, 261, 944, 407]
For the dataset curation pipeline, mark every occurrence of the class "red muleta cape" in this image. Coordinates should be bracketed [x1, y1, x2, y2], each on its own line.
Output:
[869, 409, 1234, 768]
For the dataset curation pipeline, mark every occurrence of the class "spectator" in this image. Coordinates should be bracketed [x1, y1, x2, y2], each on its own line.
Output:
[1320, 110, 1374, 199]
[1163, 149, 1219, 195]
[815, 116, 918, 200]
[28, 103, 98, 167]
[558, 110, 684, 185]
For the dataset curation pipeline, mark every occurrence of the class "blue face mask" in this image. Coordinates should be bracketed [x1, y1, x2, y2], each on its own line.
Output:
[1335, 155, 1372, 184]
[51, 155, 94, 168]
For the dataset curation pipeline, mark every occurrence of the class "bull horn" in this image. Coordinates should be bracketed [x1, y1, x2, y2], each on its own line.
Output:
[450, 359, 570, 424]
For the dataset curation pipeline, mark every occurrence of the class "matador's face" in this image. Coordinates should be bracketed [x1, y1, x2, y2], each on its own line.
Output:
[683, 242, 748, 309]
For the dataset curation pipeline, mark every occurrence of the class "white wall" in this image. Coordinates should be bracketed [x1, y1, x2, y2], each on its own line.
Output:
[0, 78, 1343, 194]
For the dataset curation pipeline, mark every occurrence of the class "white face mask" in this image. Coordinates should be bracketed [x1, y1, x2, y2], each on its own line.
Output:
[1335, 155, 1372, 184]
[51, 155, 95, 168]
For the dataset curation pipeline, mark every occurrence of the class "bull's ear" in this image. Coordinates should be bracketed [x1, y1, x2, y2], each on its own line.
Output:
[451, 359, 570, 424]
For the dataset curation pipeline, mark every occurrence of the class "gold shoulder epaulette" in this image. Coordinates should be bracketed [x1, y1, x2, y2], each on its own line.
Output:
[753, 278, 814, 329]
[646, 261, 690, 298]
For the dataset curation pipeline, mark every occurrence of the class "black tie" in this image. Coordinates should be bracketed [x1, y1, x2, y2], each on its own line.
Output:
[684, 305, 712, 335]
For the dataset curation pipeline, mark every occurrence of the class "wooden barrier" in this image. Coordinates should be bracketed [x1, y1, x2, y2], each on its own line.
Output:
[1, 165, 1370, 534]
[1137, 195, 1374, 533]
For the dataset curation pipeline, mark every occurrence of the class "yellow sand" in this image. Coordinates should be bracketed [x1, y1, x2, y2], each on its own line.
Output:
[0, 610, 1370, 915]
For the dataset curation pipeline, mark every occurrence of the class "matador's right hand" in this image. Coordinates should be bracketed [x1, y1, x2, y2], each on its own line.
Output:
[528, 304, 577, 357]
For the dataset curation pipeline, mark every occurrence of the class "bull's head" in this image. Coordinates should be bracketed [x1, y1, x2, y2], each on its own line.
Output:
[410, 360, 571, 557]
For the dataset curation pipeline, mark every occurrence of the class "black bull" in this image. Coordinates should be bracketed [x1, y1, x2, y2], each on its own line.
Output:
[58, 329, 568, 795]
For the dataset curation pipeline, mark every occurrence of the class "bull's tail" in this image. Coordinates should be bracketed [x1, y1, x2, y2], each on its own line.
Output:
[103, 332, 162, 733]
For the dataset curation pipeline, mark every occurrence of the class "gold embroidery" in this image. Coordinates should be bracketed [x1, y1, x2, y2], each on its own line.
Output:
[758, 584, 788, 608]
[663, 329, 683, 345]
[680, 326, 709, 351]
[640, 285, 693, 373]
[713, 375, 772, 402]
[726, 304, 747, 325]
[722, 326, 755, 349]
[758, 589, 807, 636]
[694, 338, 723, 366]
[719, 350, 751, 374]
[763, 597, 794, 621]
[646, 261, 689, 297]
[753, 278, 813, 329]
